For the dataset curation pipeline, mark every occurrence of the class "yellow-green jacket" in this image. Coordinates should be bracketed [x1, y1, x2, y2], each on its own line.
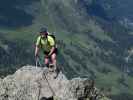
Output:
[36, 35, 55, 52]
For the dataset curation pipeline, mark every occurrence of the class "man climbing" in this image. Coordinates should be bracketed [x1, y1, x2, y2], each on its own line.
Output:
[35, 27, 57, 71]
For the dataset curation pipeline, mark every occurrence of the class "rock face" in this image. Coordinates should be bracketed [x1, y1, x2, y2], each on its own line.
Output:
[0, 66, 110, 100]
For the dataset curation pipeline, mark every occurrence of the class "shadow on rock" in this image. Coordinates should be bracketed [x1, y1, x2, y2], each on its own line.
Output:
[40, 96, 53, 100]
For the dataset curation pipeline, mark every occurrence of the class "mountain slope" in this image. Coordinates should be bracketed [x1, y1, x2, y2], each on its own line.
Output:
[97, 0, 133, 29]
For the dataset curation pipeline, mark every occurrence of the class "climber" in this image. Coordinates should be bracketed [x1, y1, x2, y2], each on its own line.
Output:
[35, 27, 57, 71]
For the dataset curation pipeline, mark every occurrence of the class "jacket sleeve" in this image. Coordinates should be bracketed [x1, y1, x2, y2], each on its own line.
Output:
[48, 36, 55, 47]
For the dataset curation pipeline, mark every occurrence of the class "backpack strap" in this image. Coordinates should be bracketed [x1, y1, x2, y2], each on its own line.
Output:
[39, 36, 50, 48]
[39, 35, 57, 48]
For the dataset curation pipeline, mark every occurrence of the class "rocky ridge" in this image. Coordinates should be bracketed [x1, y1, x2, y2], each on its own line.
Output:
[0, 66, 110, 100]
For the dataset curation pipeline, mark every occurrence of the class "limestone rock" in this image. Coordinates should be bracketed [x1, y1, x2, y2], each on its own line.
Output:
[0, 66, 110, 100]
